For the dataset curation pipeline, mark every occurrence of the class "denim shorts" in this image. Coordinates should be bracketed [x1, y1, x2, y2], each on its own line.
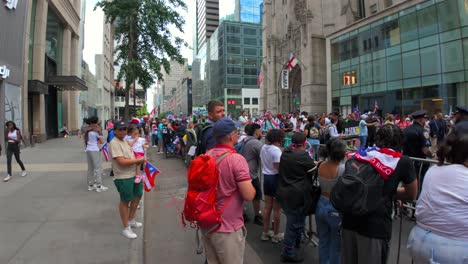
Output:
[407, 224, 468, 263]
[263, 174, 279, 197]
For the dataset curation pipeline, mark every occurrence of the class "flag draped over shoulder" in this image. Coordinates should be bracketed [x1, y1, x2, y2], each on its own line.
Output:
[143, 161, 160, 192]
[353, 147, 402, 180]
[102, 143, 110, 162]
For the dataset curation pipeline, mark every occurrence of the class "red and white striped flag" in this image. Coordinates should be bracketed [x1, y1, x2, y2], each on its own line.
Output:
[101, 143, 110, 162]
[143, 161, 160, 192]
[374, 100, 379, 112]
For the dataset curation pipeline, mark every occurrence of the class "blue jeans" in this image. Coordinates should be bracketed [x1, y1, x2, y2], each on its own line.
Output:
[359, 136, 367, 149]
[307, 138, 320, 161]
[408, 224, 468, 264]
[315, 196, 341, 264]
[151, 134, 158, 146]
[282, 208, 306, 257]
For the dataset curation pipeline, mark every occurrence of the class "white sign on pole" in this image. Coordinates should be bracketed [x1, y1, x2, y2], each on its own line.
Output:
[0, 65, 10, 79]
[281, 70, 289, 89]
[5, 0, 18, 9]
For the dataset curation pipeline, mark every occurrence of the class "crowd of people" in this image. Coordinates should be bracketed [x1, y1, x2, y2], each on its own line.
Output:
[74, 101, 467, 263]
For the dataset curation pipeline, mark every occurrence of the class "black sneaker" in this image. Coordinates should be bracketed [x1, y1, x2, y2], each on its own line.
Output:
[254, 215, 263, 226]
[280, 254, 304, 263]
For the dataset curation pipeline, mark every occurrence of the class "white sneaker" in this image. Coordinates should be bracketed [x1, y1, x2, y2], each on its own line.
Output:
[129, 219, 143, 228]
[271, 233, 285, 244]
[88, 184, 96, 191]
[260, 230, 274, 241]
[21, 171, 27, 177]
[122, 227, 137, 239]
[3, 175, 11, 182]
[95, 185, 109, 192]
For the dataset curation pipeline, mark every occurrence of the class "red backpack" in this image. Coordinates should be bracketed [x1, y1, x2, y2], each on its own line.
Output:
[182, 150, 235, 232]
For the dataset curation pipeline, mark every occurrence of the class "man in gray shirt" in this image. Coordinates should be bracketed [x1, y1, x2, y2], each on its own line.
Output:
[241, 123, 264, 225]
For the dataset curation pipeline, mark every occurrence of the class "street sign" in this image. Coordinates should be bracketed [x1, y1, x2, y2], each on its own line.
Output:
[281, 70, 289, 89]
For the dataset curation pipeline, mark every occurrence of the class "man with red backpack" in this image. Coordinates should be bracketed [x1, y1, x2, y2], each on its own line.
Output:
[184, 117, 256, 264]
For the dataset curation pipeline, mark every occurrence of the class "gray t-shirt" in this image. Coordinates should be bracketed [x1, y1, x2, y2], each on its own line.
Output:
[241, 136, 264, 179]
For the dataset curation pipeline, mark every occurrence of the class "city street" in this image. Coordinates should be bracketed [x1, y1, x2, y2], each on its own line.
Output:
[144, 148, 416, 264]
[0, 137, 142, 264]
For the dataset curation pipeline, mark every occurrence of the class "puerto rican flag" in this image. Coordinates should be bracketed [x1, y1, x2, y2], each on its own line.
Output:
[143, 161, 160, 192]
[102, 143, 110, 162]
[353, 147, 401, 180]
[288, 52, 298, 70]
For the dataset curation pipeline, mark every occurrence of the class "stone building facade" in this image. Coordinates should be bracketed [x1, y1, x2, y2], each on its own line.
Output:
[261, 0, 363, 114]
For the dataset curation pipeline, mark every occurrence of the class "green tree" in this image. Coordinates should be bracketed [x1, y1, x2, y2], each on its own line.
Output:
[96, 0, 187, 121]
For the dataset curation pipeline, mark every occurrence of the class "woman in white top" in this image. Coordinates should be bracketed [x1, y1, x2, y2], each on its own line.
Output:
[407, 133, 468, 263]
[3, 121, 26, 182]
[85, 116, 107, 192]
[259, 129, 285, 243]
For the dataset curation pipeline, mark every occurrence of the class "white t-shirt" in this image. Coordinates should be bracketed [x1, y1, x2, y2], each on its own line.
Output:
[86, 131, 101, 152]
[239, 115, 248, 130]
[260, 144, 282, 175]
[290, 117, 297, 129]
[416, 164, 468, 240]
[125, 136, 146, 153]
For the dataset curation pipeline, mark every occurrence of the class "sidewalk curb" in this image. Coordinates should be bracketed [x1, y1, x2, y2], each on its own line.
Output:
[129, 195, 144, 264]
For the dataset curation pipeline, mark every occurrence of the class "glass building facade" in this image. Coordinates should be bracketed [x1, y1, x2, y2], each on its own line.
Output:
[220, 0, 263, 24]
[192, 21, 263, 116]
[331, 0, 468, 116]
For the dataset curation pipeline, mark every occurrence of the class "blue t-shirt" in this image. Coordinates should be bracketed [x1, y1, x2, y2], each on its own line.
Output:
[157, 123, 163, 139]
[359, 120, 368, 136]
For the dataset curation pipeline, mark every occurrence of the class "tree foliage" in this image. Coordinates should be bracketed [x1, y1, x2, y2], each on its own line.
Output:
[95, 0, 187, 120]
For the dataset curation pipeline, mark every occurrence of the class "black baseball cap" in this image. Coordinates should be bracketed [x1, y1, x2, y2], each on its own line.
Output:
[114, 121, 128, 129]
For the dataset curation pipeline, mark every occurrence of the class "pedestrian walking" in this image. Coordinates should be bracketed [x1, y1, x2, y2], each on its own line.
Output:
[277, 133, 316, 262]
[109, 121, 146, 239]
[260, 129, 285, 243]
[3, 121, 27, 182]
[315, 138, 346, 264]
[407, 132, 468, 263]
[200, 117, 255, 263]
[85, 116, 108, 192]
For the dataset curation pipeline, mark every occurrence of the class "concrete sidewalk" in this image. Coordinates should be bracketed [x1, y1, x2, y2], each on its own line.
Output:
[0, 137, 143, 264]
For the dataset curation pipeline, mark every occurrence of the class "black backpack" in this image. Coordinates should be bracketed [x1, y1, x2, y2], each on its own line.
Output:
[195, 124, 213, 156]
[330, 159, 387, 216]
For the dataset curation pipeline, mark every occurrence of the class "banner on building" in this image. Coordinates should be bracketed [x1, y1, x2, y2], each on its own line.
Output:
[281, 70, 289, 89]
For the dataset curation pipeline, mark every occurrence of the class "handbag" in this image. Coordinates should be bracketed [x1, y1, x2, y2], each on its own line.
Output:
[303, 161, 322, 215]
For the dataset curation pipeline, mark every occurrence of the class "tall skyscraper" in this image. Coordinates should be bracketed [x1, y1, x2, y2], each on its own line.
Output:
[195, 0, 219, 53]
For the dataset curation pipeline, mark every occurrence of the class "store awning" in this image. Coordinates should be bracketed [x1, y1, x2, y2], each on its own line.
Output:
[47, 75, 87, 91]
[28, 80, 49, 95]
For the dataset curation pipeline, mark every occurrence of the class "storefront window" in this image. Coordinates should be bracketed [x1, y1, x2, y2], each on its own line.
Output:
[46, 10, 63, 67]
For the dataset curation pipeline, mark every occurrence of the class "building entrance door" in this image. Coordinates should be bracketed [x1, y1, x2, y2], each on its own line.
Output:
[45, 56, 58, 138]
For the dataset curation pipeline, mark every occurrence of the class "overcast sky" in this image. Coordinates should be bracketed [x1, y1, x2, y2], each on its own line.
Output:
[83, 0, 195, 75]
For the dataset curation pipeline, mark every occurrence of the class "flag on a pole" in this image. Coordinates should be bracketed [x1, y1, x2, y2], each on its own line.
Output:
[288, 52, 298, 70]
[374, 100, 379, 112]
[143, 161, 160, 192]
[150, 107, 156, 117]
[102, 143, 110, 161]
[257, 68, 263, 88]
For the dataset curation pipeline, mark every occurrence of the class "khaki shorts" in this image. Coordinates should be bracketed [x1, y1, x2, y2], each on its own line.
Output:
[203, 226, 247, 264]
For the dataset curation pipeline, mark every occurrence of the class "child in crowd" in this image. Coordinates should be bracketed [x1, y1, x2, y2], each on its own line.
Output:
[125, 124, 149, 183]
